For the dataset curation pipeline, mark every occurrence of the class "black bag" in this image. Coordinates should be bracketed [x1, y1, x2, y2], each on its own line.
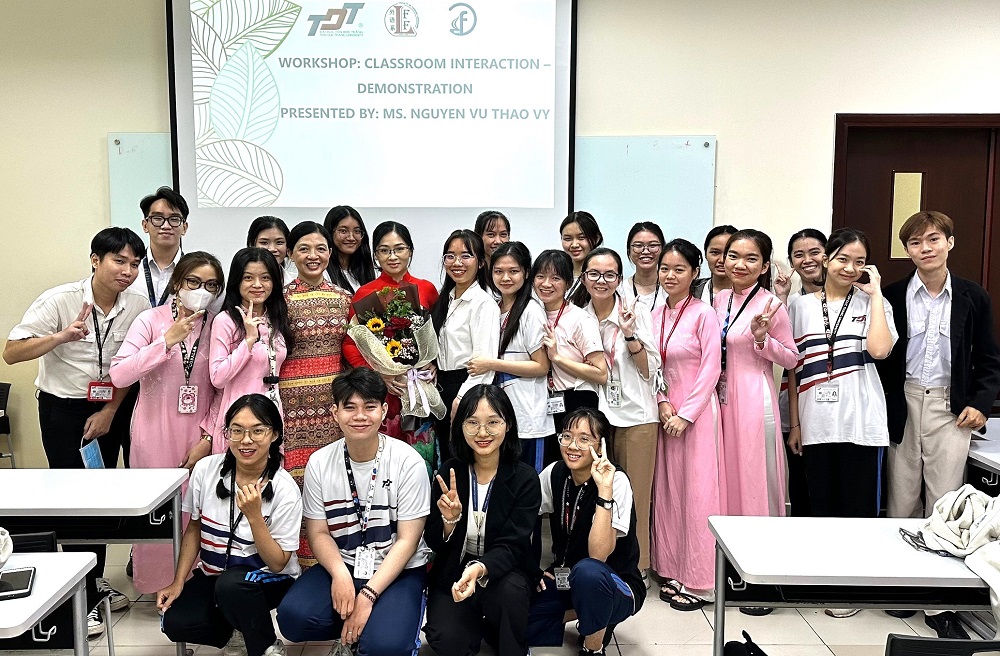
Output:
[724, 630, 770, 656]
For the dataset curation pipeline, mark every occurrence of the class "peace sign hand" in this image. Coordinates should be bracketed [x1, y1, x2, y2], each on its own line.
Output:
[237, 300, 265, 347]
[589, 438, 616, 492]
[164, 309, 206, 349]
[59, 303, 92, 344]
[853, 265, 883, 297]
[751, 298, 780, 342]
[619, 301, 638, 337]
[435, 468, 463, 523]
[542, 325, 560, 363]
[773, 268, 791, 299]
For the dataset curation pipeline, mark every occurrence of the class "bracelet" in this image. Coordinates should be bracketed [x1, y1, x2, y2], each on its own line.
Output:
[628, 344, 643, 356]
[360, 585, 379, 603]
[789, 423, 800, 429]
[754, 338, 766, 347]
[442, 513, 462, 525]
[200, 434, 212, 442]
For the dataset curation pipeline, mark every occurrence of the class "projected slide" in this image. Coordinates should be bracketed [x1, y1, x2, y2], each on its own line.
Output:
[186, 0, 556, 209]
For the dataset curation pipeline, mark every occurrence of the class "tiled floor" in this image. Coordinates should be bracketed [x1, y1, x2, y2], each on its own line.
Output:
[3, 544, 960, 656]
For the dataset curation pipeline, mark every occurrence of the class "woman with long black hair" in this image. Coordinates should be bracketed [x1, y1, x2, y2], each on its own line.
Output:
[323, 205, 376, 293]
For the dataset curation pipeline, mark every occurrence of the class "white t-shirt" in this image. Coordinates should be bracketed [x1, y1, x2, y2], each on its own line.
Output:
[788, 291, 898, 447]
[620, 275, 667, 314]
[546, 304, 604, 393]
[498, 299, 555, 438]
[184, 453, 302, 578]
[302, 434, 432, 570]
[538, 463, 633, 538]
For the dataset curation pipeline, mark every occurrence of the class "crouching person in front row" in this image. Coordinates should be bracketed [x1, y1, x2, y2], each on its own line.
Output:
[527, 407, 645, 656]
[277, 366, 432, 656]
[158, 394, 303, 656]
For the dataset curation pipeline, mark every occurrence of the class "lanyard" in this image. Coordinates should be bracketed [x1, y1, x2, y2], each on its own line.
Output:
[224, 469, 267, 569]
[720, 284, 760, 370]
[658, 294, 692, 363]
[470, 467, 495, 555]
[344, 436, 385, 547]
[632, 278, 660, 309]
[821, 287, 855, 380]
[171, 301, 207, 385]
[560, 477, 587, 567]
[143, 258, 172, 308]
[263, 324, 279, 398]
[546, 302, 569, 392]
[91, 314, 115, 381]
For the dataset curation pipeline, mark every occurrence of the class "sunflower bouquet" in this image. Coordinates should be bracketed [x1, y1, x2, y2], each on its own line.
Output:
[347, 286, 445, 419]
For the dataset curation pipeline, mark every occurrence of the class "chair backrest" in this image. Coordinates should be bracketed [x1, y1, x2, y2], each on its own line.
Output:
[10, 531, 57, 554]
[886, 633, 1000, 655]
[0, 382, 10, 435]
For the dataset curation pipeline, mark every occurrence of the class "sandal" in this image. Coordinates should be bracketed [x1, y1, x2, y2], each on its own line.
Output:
[669, 591, 710, 612]
[658, 578, 683, 602]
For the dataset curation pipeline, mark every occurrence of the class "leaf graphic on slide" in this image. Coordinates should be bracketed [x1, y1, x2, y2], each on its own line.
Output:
[194, 103, 219, 147]
[196, 139, 283, 207]
[190, 0, 221, 17]
[205, 0, 301, 59]
[209, 42, 279, 143]
[190, 12, 227, 105]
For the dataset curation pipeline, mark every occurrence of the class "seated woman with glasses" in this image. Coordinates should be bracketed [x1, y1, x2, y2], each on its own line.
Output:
[423, 384, 541, 656]
[431, 229, 501, 462]
[526, 408, 645, 655]
[209, 248, 295, 452]
[158, 394, 302, 656]
[110, 252, 225, 595]
[620, 222, 667, 314]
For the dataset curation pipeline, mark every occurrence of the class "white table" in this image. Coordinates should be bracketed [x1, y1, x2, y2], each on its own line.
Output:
[969, 439, 1000, 478]
[709, 516, 989, 656]
[0, 469, 188, 656]
[0, 552, 95, 656]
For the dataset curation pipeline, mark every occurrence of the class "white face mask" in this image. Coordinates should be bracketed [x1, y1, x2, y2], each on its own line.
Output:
[177, 287, 214, 313]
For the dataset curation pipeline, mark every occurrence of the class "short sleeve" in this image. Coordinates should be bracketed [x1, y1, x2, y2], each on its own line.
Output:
[610, 471, 634, 537]
[302, 451, 329, 521]
[394, 447, 431, 521]
[266, 476, 304, 553]
[521, 302, 547, 354]
[538, 463, 555, 515]
[882, 297, 899, 345]
[184, 458, 210, 520]
[574, 313, 604, 357]
[8, 292, 62, 341]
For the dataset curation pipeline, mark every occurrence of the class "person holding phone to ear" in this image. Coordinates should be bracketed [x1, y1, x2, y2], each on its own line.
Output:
[210, 248, 294, 452]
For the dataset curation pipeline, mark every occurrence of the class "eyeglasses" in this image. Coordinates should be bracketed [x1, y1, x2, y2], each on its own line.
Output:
[444, 253, 476, 264]
[557, 432, 597, 449]
[376, 246, 411, 258]
[183, 276, 221, 294]
[225, 426, 273, 442]
[584, 270, 621, 283]
[462, 419, 506, 436]
[147, 214, 185, 228]
[335, 227, 364, 238]
[899, 527, 955, 558]
[630, 242, 662, 253]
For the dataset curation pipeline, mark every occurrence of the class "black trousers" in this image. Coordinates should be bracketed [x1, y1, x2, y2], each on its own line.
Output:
[36, 389, 136, 608]
[436, 369, 469, 464]
[162, 568, 293, 656]
[548, 389, 599, 467]
[783, 431, 811, 517]
[424, 569, 532, 656]
[803, 442, 883, 518]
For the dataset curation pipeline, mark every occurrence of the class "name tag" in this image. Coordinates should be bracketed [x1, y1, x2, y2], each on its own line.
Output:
[815, 384, 840, 403]
[87, 381, 114, 402]
[716, 378, 728, 405]
[178, 385, 198, 414]
[605, 380, 623, 408]
[546, 392, 566, 415]
[354, 545, 377, 580]
[554, 566, 571, 591]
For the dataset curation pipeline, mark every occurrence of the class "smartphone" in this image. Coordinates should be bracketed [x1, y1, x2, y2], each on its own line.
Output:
[0, 566, 36, 600]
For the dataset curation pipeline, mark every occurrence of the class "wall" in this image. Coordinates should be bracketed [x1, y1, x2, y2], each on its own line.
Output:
[3, 0, 999, 468]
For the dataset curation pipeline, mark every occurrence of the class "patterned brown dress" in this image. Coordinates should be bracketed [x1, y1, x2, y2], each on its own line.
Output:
[279, 277, 350, 563]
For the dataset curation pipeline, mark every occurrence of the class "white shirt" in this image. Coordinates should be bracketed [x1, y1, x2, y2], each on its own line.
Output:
[8, 277, 151, 398]
[498, 300, 554, 438]
[127, 249, 183, 307]
[905, 273, 952, 387]
[585, 299, 661, 427]
[463, 476, 492, 558]
[437, 284, 501, 397]
[620, 275, 667, 314]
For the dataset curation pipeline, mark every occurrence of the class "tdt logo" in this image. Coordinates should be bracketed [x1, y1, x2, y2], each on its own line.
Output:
[449, 3, 476, 36]
[306, 3, 364, 35]
[385, 3, 418, 36]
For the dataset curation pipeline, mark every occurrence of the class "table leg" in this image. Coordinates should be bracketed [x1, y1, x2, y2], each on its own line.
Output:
[713, 544, 726, 656]
[172, 490, 187, 656]
[72, 578, 89, 656]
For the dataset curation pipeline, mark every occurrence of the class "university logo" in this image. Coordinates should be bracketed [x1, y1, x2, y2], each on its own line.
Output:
[385, 2, 418, 36]
[306, 3, 364, 36]
[449, 3, 476, 36]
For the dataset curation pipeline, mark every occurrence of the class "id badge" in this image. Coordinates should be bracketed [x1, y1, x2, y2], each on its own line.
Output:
[605, 380, 623, 408]
[716, 378, 728, 405]
[178, 385, 199, 414]
[815, 383, 840, 403]
[546, 392, 566, 415]
[354, 545, 377, 580]
[87, 381, 114, 402]
[554, 567, 571, 591]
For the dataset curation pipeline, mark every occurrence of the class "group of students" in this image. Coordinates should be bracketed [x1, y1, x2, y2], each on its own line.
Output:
[4, 184, 1000, 654]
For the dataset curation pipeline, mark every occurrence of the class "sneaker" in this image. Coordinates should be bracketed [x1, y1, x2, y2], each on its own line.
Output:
[87, 607, 105, 637]
[224, 630, 247, 656]
[96, 578, 129, 612]
[578, 647, 605, 656]
[263, 640, 287, 656]
[640, 569, 651, 590]
[825, 608, 861, 618]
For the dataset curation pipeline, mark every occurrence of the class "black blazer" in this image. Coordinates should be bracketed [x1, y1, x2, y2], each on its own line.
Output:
[424, 458, 542, 590]
[877, 272, 1000, 443]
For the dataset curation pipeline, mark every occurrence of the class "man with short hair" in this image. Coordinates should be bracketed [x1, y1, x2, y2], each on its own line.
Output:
[276, 367, 431, 655]
[128, 186, 189, 308]
[878, 210, 1000, 638]
[3, 227, 152, 636]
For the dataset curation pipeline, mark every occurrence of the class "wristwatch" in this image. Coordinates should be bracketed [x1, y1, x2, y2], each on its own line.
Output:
[623, 334, 637, 342]
[595, 496, 614, 510]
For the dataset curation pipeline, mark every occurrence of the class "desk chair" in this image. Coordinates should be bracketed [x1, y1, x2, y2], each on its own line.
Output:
[885, 633, 1000, 655]
[0, 382, 14, 468]
[10, 531, 115, 656]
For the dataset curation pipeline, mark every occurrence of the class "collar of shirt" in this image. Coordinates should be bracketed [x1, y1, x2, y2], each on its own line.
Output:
[907, 271, 952, 303]
[147, 248, 183, 274]
[584, 299, 623, 328]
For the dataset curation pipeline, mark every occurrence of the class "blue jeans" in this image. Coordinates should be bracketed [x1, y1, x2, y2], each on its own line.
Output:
[276, 564, 426, 656]
[526, 558, 636, 647]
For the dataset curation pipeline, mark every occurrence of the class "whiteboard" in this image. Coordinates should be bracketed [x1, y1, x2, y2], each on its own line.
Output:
[107, 133, 173, 236]
[573, 135, 717, 276]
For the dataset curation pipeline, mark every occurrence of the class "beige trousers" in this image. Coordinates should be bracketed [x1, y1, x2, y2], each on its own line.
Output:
[613, 422, 658, 570]
[887, 383, 972, 519]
